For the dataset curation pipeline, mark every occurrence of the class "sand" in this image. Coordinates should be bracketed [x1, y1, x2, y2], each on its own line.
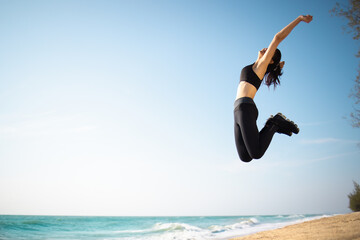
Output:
[230, 212, 360, 240]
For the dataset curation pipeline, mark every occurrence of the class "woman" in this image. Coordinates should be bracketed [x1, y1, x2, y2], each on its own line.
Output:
[234, 15, 313, 163]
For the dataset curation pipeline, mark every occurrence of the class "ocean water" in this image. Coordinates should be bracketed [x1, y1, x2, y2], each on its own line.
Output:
[0, 214, 332, 240]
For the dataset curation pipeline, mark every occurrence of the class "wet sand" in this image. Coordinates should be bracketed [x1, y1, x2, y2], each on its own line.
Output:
[230, 212, 360, 240]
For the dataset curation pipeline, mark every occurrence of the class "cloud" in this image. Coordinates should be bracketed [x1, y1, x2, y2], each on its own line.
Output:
[299, 120, 337, 127]
[300, 138, 359, 145]
[294, 151, 360, 166]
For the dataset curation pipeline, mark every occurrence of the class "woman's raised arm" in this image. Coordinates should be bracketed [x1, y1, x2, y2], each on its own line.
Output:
[276, 15, 313, 40]
[256, 15, 313, 75]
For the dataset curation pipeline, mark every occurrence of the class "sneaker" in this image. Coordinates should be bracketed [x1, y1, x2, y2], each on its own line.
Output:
[267, 113, 299, 136]
[266, 115, 292, 136]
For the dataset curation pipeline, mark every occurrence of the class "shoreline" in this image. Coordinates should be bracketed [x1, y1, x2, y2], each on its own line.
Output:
[229, 212, 360, 240]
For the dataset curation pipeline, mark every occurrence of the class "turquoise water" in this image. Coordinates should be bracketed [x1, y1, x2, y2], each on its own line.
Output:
[0, 214, 331, 240]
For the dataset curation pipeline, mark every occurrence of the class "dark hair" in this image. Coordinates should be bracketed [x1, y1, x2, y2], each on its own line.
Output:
[265, 48, 283, 88]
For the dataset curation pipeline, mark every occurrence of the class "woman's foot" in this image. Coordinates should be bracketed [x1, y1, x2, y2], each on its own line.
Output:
[266, 113, 299, 136]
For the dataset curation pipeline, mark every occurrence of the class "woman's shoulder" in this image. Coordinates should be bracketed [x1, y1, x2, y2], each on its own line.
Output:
[241, 63, 254, 72]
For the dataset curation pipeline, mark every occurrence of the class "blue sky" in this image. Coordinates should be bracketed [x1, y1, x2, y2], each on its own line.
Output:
[0, 0, 359, 216]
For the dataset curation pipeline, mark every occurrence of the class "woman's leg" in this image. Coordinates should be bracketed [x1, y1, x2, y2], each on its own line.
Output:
[234, 118, 252, 162]
[234, 102, 278, 161]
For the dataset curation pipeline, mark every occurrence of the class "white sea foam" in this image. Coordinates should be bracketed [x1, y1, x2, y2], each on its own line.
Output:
[152, 222, 203, 232]
[120, 215, 333, 240]
[115, 217, 265, 240]
[222, 214, 334, 240]
[209, 217, 259, 234]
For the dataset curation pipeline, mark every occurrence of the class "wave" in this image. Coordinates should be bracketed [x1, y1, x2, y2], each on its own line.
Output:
[0, 214, 334, 240]
[134, 215, 332, 240]
[152, 222, 202, 232]
[113, 222, 203, 236]
[209, 218, 259, 233]
[113, 218, 263, 240]
[274, 214, 306, 219]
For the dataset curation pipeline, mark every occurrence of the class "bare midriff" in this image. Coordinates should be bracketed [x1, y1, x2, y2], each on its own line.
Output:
[236, 81, 258, 100]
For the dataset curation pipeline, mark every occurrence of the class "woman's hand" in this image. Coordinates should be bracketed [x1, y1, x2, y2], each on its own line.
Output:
[300, 15, 313, 23]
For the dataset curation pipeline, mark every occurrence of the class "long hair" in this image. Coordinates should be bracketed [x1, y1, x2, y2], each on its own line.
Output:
[264, 48, 283, 88]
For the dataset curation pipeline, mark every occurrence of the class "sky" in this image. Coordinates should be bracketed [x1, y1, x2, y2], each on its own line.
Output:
[0, 0, 359, 216]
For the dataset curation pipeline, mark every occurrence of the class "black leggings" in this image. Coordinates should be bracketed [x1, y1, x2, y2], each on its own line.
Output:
[234, 97, 278, 162]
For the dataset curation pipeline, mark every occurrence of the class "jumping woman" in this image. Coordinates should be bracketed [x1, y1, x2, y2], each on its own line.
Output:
[234, 15, 313, 163]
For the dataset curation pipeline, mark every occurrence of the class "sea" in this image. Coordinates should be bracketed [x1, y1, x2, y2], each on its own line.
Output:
[0, 214, 332, 240]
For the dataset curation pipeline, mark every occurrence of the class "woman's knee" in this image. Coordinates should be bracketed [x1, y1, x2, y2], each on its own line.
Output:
[239, 151, 253, 162]
[248, 150, 263, 160]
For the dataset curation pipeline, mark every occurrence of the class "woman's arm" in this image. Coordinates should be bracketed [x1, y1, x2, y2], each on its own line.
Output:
[275, 15, 313, 41]
[255, 15, 313, 76]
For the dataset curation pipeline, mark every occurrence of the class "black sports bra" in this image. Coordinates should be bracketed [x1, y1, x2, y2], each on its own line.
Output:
[240, 63, 262, 90]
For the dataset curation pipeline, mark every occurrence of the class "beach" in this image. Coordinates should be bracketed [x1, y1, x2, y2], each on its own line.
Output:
[1, 213, 358, 239]
[230, 212, 360, 240]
